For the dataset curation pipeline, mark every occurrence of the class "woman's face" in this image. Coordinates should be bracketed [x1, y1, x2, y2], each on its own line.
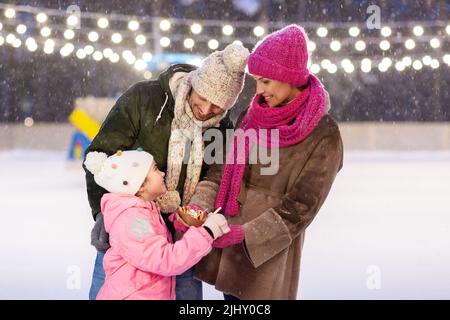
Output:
[252, 75, 301, 107]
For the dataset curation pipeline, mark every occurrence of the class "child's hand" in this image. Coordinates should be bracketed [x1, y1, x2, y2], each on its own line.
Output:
[168, 211, 189, 233]
[203, 213, 230, 240]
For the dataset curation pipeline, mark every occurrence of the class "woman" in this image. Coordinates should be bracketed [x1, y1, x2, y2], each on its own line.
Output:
[186, 24, 344, 299]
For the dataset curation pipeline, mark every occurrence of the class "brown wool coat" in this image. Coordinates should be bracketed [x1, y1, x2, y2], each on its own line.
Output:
[188, 114, 344, 300]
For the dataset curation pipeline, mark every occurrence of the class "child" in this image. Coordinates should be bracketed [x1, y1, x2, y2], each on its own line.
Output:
[84, 148, 230, 300]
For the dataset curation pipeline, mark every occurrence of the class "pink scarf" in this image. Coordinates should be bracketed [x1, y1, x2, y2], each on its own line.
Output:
[215, 74, 327, 216]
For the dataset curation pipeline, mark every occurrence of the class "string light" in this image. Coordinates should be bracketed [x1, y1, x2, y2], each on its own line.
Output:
[361, 58, 372, 73]
[142, 52, 152, 62]
[310, 64, 320, 74]
[327, 63, 337, 74]
[88, 31, 99, 42]
[66, 15, 78, 27]
[429, 38, 440, 49]
[412, 60, 423, 70]
[97, 17, 109, 29]
[413, 25, 424, 36]
[307, 40, 316, 52]
[160, 19, 171, 31]
[405, 39, 416, 50]
[111, 33, 122, 44]
[430, 59, 439, 69]
[222, 25, 234, 36]
[395, 61, 405, 71]
[40, 27, 51, 37]
[160, 37, 171, 47]
[84, 45, 94, 55]
[355, 40, 366, 51]
[379, 40, 390, 51]
[76, 48, 86, 59]
[134, 59, 147, 71]
[253, 26, 265, 37]
[191, 23, 202, 34]
[93, 51, 103, 61]
[402, 56, 412, 66]
[128, 20, 140, 31]
[208, 39, 219, 50]
[109, 53, 120, 63]
[330, 40, 341, 52]
[36, 13, 48, 23]
[380, 26, 392, 37]
[317, 26, 328, 37]
[16, 24, 27, 34]
[184, 38, 195, 49]
[348, 26, 360, 37]
[64, 29, 75, 40]
[4, 8, 16, 19]
[0, 4, 449, 75]
[422, 55, 432, 66]
[135, 34, 146, 45]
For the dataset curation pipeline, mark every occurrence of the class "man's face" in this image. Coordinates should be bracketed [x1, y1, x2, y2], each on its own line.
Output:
[188, 89, 224, 121]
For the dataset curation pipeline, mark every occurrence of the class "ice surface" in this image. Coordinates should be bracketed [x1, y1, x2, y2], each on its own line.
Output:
[1, 150, 449, 299]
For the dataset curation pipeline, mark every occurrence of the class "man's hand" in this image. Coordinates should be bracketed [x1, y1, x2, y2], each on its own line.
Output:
[91, 213, 111, 252]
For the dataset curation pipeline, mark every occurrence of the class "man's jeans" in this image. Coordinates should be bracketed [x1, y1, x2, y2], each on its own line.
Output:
[88, 252, 203, 300]
[176, 267, 203, 300]
[88, 251, 105, 300]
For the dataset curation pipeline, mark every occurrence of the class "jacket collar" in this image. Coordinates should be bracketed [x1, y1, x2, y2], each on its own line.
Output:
[158, 64, 197, 114]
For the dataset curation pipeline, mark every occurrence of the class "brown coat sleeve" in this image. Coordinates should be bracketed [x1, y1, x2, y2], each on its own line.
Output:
[243, 132, 344, 268]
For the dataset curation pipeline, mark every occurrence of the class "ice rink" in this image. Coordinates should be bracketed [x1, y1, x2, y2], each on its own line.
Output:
[1, 149, 449, 299]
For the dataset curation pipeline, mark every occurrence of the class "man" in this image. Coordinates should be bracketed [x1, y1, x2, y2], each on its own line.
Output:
[84, 43, 249, 300]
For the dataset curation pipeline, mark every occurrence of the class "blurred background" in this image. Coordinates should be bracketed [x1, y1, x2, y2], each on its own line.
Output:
[0, 0, 449, 299]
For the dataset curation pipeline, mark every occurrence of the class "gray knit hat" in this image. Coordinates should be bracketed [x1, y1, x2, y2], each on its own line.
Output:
[190, 43, 250, 111]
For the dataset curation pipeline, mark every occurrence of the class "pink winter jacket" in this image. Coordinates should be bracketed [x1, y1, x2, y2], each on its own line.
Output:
[96, 193, 213, 300]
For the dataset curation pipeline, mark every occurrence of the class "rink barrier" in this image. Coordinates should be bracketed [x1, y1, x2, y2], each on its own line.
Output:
[0, 122, 449, 151]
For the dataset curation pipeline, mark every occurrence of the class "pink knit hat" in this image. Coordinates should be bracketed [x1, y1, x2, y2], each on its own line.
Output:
[248, 24, 310, 87]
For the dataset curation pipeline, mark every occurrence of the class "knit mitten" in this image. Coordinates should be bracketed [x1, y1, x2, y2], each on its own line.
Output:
[91, 213, 111, 252]
[203, 213, 230, 239]
[212, 225, 245, 248]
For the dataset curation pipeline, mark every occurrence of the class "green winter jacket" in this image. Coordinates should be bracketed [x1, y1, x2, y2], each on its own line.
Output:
[83, 64, 234, 219]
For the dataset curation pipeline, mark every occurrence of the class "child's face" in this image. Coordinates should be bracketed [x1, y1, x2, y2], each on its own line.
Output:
[139, 161, 166, 200]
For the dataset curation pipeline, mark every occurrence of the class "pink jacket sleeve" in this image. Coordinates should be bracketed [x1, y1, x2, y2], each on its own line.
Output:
[114, 208, 213, 277]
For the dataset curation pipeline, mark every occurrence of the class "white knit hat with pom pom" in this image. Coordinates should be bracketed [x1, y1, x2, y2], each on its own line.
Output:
[190, 43, 250, 111]
[84, 149, 153, 196]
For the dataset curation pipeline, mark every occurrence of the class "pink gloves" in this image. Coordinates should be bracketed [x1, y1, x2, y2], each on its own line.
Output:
[169, 204, 245, 248]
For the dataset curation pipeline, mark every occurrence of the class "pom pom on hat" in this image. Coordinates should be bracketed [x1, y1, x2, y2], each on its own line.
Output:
[222, 43, 250, 74]
[190, 43, 249, 111]
[84, 151, 108, 175]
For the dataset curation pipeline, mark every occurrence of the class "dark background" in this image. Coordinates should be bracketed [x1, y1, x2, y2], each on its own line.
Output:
[0, 0, 449, 123]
